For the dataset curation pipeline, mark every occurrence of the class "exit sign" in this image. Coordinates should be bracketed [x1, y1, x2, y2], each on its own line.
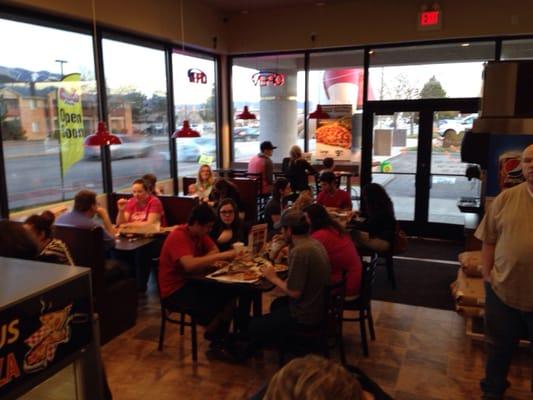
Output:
[418, 10, 442, 30]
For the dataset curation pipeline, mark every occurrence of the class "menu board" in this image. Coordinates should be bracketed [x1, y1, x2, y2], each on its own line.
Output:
[314, 104, 353, 161]
[247, 223, 267, 256]
[0, 275, 92, 397]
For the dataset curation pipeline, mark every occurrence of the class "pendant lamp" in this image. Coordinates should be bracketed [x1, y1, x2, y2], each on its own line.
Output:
[237, 105, 256, 120]
[172, 120, 200, 138]
[308, 105, 330, 119]
[85, 121, 122, 145]
[84, 0, 121, 146]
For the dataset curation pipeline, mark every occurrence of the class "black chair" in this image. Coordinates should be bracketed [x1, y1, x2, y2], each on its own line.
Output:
[279, 279, 347, 365]
[156, 268, 199, 362]
[343, 252, 378, 357]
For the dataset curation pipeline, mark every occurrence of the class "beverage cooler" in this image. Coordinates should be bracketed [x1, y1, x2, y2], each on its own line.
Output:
[0, 257, 104, 400]
[461, 60, 533, 206]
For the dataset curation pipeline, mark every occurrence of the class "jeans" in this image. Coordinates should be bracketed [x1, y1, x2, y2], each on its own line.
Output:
[481, 282, 533, 398]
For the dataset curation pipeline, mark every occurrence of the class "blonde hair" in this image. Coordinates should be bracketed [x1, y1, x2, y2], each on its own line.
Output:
[290, 145, 303, 160]
[292, 190, 313, 211]
[264, 355, 363, 400]
[197, 164, 214, 186]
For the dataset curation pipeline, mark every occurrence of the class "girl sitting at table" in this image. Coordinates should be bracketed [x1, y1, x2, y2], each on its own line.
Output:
[188, 164, 214, 200]
[24, 211, 75, 266]
[304, 204, 362, 298]
[210, 198, 244, 252]
[353, 183, 396, 253]
[116, 178, 166, 227]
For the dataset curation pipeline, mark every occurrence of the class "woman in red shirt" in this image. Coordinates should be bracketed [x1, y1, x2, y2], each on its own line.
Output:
[304, 204, 362, 298]
[116, 178, 166, 227]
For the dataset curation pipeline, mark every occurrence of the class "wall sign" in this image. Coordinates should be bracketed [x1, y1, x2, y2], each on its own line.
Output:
[187, 68, 207, 84]
[251, 71, 285, 87]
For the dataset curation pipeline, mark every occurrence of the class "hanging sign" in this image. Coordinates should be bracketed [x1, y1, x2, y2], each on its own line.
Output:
[187, 68, 207, 84]
[251, 71, 285, 87]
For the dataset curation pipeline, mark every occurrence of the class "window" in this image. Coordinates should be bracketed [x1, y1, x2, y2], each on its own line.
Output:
[232, 54, 305, 164]
[172, 52, 217, 187]
[102, 39, 170, 192]
[368, 42, 494, 100]
[0, 18, 99, 211]
[501, 39, 533, 59]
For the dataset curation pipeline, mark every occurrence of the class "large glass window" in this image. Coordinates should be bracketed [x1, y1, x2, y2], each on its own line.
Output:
[172, 52, 217, 184]
[501, 39, 533, 59]
[232, 54, 305, 164]
[0, 18, 98, 211]
[368, 42, 494, 100]
[102, 39, 169, 192]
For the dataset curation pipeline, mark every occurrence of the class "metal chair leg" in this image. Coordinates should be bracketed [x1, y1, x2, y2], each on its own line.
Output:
[158, 310, 166, 351]
[385, 254, 396, 289]
[359, 310, 369, 357]
[368, 307, 376, 341]
[191, 318, 198, 362]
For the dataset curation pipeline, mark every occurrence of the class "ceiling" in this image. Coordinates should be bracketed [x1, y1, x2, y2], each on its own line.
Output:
[200, 0, 353, 13]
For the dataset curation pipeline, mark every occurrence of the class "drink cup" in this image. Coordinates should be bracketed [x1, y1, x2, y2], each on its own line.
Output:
[232, 242, 245, 257]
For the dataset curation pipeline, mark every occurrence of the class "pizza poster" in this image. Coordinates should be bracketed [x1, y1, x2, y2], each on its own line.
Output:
[486, 134, 533, 197]
[0, 275, 92, 398]
[314, 104, 353, 161]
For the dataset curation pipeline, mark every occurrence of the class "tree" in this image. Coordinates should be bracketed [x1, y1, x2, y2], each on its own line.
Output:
[419, 75, 447, 99]
[200, 86, 216, 122]
[0, 94, 26, 140]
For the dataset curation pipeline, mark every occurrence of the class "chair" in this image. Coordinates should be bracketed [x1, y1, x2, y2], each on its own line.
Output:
[279, 279, 347, 365]
[156, 268, 199, 362]
[343, 252, 378, 357]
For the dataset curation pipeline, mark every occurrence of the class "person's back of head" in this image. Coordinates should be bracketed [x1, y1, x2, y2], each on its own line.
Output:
[0, 220, 39, 260]
[290, 145, 303, 160]
[24, 211, 56, 239]
[264, 355, 363, 400]
[142, 173, 157, 194]
[322, 157, 334, 170]
[273, 177, 290, 201]
[304, 203, 344, 235]
[362, 183, 394, 219]
[73, 190, 97, 213]
[188, 203, 217, 226]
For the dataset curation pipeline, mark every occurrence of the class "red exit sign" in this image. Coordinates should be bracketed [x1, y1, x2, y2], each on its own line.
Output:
[418, 10, 442, 30]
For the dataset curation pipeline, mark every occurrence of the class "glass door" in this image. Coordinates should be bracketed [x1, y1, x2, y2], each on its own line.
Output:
[366, 100, 480, 238]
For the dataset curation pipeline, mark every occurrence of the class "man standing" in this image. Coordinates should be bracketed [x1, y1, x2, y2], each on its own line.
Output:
[158, 203, 237, 342]
[475, 143, 533, 400]
[244, 209, 330, 354]
[248, 140, 276, 194]
[56, 189, 116, 250]
[317, 171, 352, 210]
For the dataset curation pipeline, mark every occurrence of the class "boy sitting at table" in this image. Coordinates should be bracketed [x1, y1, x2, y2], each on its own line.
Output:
[317, 171, 352, 210]
[158, 203, 237, 342]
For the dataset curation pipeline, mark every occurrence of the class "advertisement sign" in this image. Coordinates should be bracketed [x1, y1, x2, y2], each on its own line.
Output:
[314, 104, 353, 161]
[486, 134, 533, 197]
[57, 73, 85, 176]
[0, 276, 92, 397]
[248, 223, 267, 256]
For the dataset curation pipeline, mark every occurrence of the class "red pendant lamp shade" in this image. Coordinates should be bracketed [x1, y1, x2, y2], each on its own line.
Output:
[237, 105, 256, 120]
[172, 120, 200, 138]
[308, 105, 330, 119]
[84, 121, 122, 145]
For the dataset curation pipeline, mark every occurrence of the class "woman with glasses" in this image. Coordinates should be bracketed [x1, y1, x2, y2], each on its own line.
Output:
[210, 198, 243, 252]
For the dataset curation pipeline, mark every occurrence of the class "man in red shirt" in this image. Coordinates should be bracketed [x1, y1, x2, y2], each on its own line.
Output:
[248, 141, 276, 194]
[316, 171, 352, 210]
[158, 203, 236, 341]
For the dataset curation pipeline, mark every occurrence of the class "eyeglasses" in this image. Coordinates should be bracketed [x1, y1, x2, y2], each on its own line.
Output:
[220, 210, 235, 215]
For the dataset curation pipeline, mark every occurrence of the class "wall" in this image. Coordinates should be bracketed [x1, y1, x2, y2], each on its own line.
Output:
[5, 0, 229, 53]
[225, 0, 533, 53]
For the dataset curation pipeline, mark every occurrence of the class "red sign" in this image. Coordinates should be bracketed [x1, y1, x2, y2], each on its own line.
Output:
[187, 68, 207, 84]
[251, 72, 285, 87]
[419, 10, 440, 27]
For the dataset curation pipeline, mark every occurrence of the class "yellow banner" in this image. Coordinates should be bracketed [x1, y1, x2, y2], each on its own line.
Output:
[58, 73, 84, 175]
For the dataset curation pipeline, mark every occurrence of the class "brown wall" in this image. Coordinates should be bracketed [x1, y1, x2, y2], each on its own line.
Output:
[6, 0, 229, 53]
[225, 0, 533, 53]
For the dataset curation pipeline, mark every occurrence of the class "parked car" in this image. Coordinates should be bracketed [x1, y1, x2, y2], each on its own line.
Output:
[438, 114, 477, 137]
[84, 134, 154, 160]
[233, 127, 259, 142]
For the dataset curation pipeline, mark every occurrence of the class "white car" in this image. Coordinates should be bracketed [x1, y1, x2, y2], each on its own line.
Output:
[84, 134, 154, 160]
[438, 114, 477, 137]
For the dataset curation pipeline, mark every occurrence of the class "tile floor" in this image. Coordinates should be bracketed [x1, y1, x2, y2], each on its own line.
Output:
[98, 288, 532, 400]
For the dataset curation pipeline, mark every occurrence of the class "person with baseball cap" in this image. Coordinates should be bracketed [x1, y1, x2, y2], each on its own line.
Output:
[238, 208, 330, 358]
[248, 140, 277, 194]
